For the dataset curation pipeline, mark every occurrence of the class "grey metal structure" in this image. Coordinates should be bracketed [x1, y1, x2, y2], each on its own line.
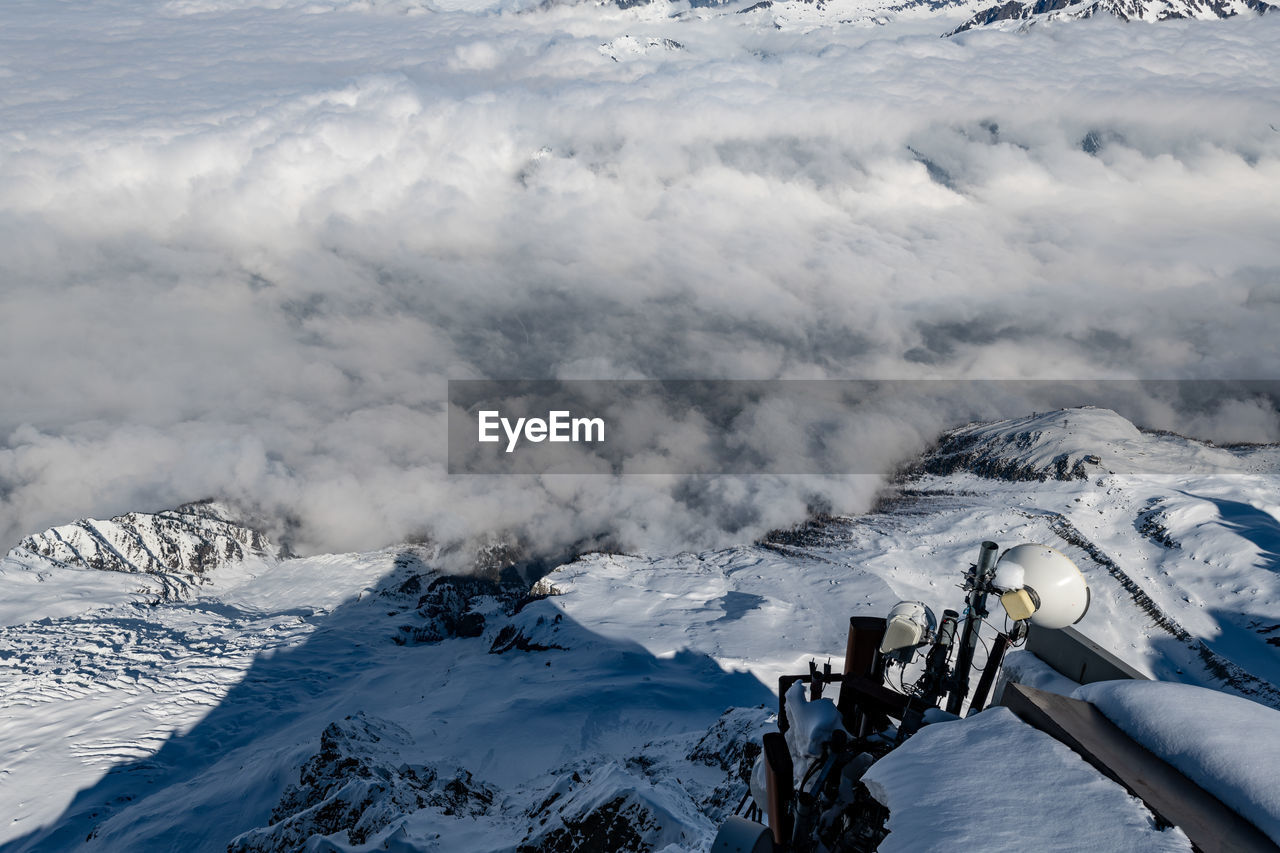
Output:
[1026, 624, 1149, 684]
[710, 817, 774, 853]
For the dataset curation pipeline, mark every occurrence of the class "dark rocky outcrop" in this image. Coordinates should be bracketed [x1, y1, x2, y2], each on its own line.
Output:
[227, 713, 495, 853]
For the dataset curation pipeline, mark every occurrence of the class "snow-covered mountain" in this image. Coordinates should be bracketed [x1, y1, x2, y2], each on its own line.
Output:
[2, 407, 1279, 851]
[728, 0, 984, 33]
[951, 0, 1273, 33]
[13, 500, 283, 579]
[700, 0, 1276, 36]
[613, 0, 1276, 35]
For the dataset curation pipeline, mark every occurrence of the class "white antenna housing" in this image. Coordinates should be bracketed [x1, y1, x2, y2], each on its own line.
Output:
[996, 544, 1090, 629]
[880, 600, 936, 654]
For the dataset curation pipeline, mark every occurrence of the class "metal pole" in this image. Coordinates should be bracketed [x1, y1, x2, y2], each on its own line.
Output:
[946, 541, 999, 715]
[966, 632, 1011, 715]
[918, 608, 958, 709]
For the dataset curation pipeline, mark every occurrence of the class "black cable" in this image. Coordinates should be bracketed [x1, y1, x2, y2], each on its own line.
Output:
[800, 752, 825, 790]
[999, 611, 1029, 648]
[970, 621, 993, 672]
[891, 660, 910, 695]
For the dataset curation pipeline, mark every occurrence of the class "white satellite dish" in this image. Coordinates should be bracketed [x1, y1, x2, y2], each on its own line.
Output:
[995, 543, 1090, 629]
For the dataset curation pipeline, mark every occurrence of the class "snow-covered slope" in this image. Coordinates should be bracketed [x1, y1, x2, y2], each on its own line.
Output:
[0, 502, 286, 625]
[922, 406, 1270, 480]
[2, 407, 1278, 851]
[913, 408, 1280, 706]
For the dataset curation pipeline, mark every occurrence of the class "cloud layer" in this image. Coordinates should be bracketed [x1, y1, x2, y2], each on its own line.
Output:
[2, 1, 1279, 560]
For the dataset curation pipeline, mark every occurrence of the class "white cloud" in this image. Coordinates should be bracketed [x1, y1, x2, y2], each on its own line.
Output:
[1, 1, 1278, 560]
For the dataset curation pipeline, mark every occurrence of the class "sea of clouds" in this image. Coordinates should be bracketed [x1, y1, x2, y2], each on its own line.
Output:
[1, 0, 1278, 562]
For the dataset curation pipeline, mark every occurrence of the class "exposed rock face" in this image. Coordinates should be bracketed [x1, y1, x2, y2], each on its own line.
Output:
[686, 706, 773, 817]
[919, 409, 1114, 482]
[227, 713, 495, 853]
[391, 574, 500, 644]
[385, 548, 565, 646]
[686, 706, 768, 781]
[225, 701, 770, 853]
[488, 621, 567, 654]
[1136, 498, 1182, 550]
[517, 763, 713, 853]
[12, 500, 281, 575]
[387, 559, 530, 646]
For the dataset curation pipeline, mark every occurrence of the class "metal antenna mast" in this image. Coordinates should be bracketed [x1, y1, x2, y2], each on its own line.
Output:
[946, 540, 999, 715]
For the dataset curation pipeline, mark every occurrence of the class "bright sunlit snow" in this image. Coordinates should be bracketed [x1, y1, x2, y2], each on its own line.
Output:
[863, 707, 1192, 852]
[2, 410, 1278, 850]
[2, 0, 1279, 848]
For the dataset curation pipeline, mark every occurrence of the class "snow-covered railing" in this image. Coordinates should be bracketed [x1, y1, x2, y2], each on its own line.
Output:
[1001, 683, 1279, 853]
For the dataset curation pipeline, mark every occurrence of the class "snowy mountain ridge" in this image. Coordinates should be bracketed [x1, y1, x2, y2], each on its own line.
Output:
[153, 0, 1278, 26]
[921, 406, 1279, 480]
[951, 0, 1273, 32]
[607, 0, 1274, 35]
[11, 500, 283, 580]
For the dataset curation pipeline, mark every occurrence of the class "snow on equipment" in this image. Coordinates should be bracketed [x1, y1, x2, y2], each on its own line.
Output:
[993, 543, 1090, 630]
[712, 541, 1090, 853]
[877, 601, 935, 661]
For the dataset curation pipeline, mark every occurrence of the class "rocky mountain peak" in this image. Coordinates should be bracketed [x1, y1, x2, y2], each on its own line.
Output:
[951, 0, 1273, 34]
[10, 499, 283, 576]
